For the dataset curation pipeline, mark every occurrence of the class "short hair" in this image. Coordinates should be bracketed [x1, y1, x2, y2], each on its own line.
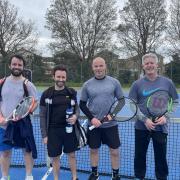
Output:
[52, 64, 67, 76]
[92, 57, 106, 63]
[9, 54, 26, 66]
[142, 53, 158, 65]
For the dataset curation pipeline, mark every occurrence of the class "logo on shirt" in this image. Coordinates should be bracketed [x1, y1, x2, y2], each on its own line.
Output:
[142, 88, 160, 97]
[45, 98, 52, 104]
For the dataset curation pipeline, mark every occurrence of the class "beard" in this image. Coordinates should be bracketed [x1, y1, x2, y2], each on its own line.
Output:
[11, 68, 23, 77]
[55, 80, 65, 89]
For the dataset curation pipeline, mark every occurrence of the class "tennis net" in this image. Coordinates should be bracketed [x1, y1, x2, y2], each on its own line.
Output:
[10, 114, 180, 180]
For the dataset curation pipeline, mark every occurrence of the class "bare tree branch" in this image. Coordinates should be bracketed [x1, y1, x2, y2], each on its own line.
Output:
[116, 0, 167, 74]
[117, 0, 166, 75]
[166, 0, 180, 55]
[0, 0, 38, 58]
[46, 0, 117, 61]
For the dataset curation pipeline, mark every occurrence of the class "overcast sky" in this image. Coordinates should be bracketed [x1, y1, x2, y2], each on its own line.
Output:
[8, 0, 53, 56]
[7, 0, 128, 57]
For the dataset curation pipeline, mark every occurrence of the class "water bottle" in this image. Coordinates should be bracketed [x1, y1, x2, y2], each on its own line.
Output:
[65, 107, 73, 133]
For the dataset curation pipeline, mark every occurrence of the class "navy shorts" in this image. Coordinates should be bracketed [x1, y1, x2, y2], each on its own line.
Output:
[47, 127, 78, 157]
[87, 125, 120, 149]
[0, 128, 13, 151]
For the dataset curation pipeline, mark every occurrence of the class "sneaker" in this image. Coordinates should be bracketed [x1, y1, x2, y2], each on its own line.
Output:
[112, 174, 121, 180]
[0, 176, 10, 180]
[88, 172, 99, 180]
[25, 175, 33, 180]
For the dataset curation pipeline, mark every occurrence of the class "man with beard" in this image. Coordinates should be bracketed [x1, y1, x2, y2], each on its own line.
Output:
[40, 65, 79, 180]
[0, 54, 38, 180]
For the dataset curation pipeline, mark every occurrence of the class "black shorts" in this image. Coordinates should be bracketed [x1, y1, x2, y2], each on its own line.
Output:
[47, 127, 78, 157]
[87, 125, 120, 149]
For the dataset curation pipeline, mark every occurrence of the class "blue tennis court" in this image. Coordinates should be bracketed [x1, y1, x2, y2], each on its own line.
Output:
[1, 91, 180, 180]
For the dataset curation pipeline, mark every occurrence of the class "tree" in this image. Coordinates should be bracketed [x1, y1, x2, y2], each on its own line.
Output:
[165, 54, 180, 84]
[54, 51, 82, 82]
[46, 0, 117, 62]
[0, 0, 37, 59]
[116, 0, 167, 75]
[166, 0, 180, 55]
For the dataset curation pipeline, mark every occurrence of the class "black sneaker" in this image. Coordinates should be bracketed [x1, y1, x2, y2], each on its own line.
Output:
[88, 172, 99, 180]
[111, 174, 121, 180]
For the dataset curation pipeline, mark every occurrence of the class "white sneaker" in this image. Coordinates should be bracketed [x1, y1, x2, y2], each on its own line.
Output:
[0, 177, 9, 180]
[25, 175, 33, 180]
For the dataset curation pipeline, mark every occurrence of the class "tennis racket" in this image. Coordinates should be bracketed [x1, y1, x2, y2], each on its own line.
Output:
[41, 153, 64, 180]
[89, 97, 137, 130]
[74, 120, 87, 148]
[146, 90, 173, 122]
[5, 96, 35, 122]
[41, 156, 53, 180]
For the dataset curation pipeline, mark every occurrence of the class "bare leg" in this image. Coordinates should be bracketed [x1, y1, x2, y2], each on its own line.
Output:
[51, 156, 60, 180]
[0, 150, 11, 177]
[23, 150, 33, 176]
[109, 148, 119, 169]
[90, 148, 99, 167]
[68, 152, 77, 180]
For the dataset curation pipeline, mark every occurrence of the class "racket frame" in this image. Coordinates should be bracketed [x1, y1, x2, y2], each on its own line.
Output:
[5, 96, 35, 122]
[146, 90, 173, 121]
[89, 97, 138, 130]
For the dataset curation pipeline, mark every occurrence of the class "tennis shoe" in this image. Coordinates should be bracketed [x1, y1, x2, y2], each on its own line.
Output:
[25, 175, 33, 180]
[0, 177, 9, 180]
[112, 174, 121, 180]
[88, 172, 99, 180]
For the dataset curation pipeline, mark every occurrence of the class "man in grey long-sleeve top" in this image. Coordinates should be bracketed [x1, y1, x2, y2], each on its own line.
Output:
[129, 53, 179, 180]
[80, 57, 124, 180]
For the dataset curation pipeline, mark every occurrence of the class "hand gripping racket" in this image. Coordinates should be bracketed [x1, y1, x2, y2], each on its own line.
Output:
[89, 97, 137, 130]
[5, 96, 35, 122]
[146, 90, 173, 122]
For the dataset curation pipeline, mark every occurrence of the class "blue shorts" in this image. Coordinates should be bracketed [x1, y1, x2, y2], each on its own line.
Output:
[0, 128, 13, 151]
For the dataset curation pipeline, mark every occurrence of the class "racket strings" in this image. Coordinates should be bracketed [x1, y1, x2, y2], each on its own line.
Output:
[89, 97, 137, 130]
[15, 98, 33, 119]
[147, 91, 172, 117]
[110, 99, 125, 114]
[168, 98, 173, 112]
[111, 98, 137, 119]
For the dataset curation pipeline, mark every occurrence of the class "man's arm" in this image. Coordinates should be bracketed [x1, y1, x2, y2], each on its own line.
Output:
[79, 100, 94, 121]
[0, 103, 6, 125]
[26, 81, 38, 113]
[39, 92, 48, 139]
[40, 105, 48, 139]
[0, 112, 5, 124]
[80, 100, 102, 128]
[30, 100, 38, 113]
[74, 103, 80, 119]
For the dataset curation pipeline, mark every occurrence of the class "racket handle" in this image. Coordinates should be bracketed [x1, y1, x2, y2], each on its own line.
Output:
[89, 125, 95, 130]
[5, 118, 9, 122]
